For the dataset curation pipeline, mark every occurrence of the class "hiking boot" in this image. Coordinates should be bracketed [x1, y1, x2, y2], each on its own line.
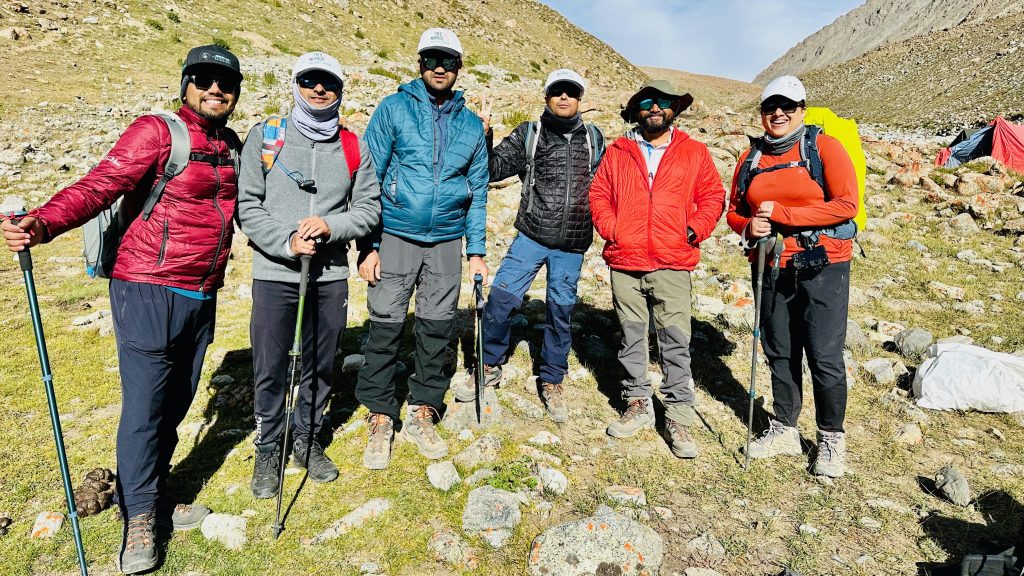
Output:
[606, 398, 655, 438]
[453, 365, 502, 402]
[745, 419, 803, 459]
[812, 430, 846, 478]
[170, 503, 210, 531]
[250, 442, 281, 499]
[540, 382, 568, 423]
[120, 511, 158, 574]
[665, 418, 698, 459]
[363, 413, 395, 470]
[291, 436, 339, 483]
[403, 404, 448, 459]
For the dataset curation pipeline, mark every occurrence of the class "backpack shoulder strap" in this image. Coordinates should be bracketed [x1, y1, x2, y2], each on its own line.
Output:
[261, 115, 287, 176]
[585, 123, 604, 176]
[339, 128, 360, 180]
[735, 139, 764, 215]
[803, 125, 826, 197]
[523, 121, 541, 213]
[142, 112, 191, 221]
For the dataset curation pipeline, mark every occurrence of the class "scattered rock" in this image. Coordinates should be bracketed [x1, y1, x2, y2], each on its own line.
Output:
[845, 320, 871, 353]
[454, 433, 502, 469]
[893, 423, 923, 445]
[692, 294, 725, 317]
[866, 499, 910, 515]
[308, 498, 391, 544]
[342, 354, 365, 374]
[950, 213, 980, 235]
[859, 517, 883, 531]
[528, 431, 560, 446]
[718, 297, 755, 330]
[863, 358, 896, 384]
[527, 511, 663, 576]
[799, 524, 819, 535]
[462, 486, 522, 548]
[894, 328, 933, 358]
[210, 374, 235, 385]
[604, 485, 647, 507]
[426, 461, 461, 492]
[200, 514, 247, 550]
[428, 528, 479, 569]
[935, 466, 971, 507]
[953, 300, 985, 315]
[685, 569, 724, 576]
[359, 561, 381, 574]
[535, 463, 568, 495]
[519, 444, 562, 466]
[686, 532, 726, 559]
[31, 511, 63, 538]
[0, 513, 11, 537]
[464, 468, 495, 486]
[928, 281, 966, 301]
[502, 391, 545, 420]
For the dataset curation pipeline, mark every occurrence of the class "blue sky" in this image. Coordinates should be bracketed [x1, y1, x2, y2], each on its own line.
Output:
[541, 0, 864, 81]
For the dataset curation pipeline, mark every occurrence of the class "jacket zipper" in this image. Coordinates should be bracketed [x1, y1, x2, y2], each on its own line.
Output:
[559, 132, 574, 244]
[156, 219, 169, 266]
[198, 128, 228, 291]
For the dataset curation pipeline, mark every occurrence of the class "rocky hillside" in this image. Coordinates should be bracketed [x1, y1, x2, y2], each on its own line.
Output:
[641, 66, 761, 112]
[755, 0, 1024, 84]
[802, 10, 1024, 132]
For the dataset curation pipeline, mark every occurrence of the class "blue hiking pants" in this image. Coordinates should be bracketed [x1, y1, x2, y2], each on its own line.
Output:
[483, 233, 583, 384]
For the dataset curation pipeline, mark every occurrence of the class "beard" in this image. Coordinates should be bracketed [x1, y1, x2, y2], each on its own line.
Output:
[641, 112, 672, 133]
[190, 101, 236, 122]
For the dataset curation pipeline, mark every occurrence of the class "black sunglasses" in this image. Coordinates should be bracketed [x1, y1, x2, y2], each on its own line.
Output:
[187, 73, 239, 93]
[420, 55, 460, 72]
[760, 99, 803, 115]
[297, 74, 342, 93]
[638, 97, 675, 111]
[546, 83, 582, 99]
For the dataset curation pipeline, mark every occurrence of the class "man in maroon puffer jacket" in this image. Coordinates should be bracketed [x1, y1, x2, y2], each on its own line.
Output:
[1, 45, 242, 574]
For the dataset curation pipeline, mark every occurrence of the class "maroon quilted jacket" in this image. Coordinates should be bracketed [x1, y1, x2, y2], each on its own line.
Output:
[32, 106, 238, 292]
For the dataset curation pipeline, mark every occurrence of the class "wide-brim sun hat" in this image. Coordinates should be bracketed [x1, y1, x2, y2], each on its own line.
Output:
[621, 79, 693, 122]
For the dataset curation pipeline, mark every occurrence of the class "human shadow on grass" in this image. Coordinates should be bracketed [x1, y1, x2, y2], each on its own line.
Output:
[915, 485, 1024, 575]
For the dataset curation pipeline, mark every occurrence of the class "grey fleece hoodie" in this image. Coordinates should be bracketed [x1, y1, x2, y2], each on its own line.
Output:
[237, 115, 381, 283]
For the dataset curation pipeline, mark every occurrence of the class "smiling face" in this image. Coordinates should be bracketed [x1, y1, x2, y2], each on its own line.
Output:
[296, 70, 341, 108]
[637, 97, 676, 136]
[183, 66, 238, 122]
[418, 49, 460, 94]
[760, 97, 806, 138]
[545, 81, 581, 119]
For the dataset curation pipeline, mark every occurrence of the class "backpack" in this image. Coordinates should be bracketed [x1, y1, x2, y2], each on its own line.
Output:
[82, 112, 203, 278]
[522, 120, 603, 214]
[735, 124, 858, 244]
[260, 115, 360, 181]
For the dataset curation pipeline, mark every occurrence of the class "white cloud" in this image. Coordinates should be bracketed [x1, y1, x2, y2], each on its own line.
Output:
[541, 0, 864, 82]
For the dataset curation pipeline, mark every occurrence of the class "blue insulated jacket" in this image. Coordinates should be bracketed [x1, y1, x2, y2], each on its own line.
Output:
[363, 79, 488, 255]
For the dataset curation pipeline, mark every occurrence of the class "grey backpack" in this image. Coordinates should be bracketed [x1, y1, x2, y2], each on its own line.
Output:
[82, 113, 191, 278]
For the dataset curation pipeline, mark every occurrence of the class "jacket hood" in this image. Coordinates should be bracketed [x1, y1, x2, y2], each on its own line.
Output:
[398, 78, 465, 111]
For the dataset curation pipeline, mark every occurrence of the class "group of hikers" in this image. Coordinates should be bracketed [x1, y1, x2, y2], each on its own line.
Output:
[0, 26, 858, 574]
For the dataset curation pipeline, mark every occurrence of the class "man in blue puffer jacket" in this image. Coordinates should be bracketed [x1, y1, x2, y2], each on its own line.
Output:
[356, 27, 488, 470]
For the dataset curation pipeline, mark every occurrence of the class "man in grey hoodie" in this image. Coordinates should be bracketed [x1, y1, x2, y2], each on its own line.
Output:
[237, 52, 380, 498]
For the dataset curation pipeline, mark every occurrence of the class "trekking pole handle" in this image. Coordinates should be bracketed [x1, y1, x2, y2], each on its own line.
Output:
[4, 210, 33, 272]
[473, 273, 482, 284]
[298, 255, 311, 295]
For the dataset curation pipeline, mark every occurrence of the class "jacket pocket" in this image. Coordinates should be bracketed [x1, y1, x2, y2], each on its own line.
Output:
[156, 219, 169, 266]
[383, 167, 402, 206]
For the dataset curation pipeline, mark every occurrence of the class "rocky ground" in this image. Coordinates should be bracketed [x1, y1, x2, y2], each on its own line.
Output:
[1, 53, 1024, 576]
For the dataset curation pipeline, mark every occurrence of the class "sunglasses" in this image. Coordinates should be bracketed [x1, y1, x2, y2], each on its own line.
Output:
[296, 74, 342, 93]
[546, 83, 582, 99]
[760, 99, 802, 115]
[187, 73, 239, 93]
[638, 97, 675, 111]
[420, 56, 460, 72]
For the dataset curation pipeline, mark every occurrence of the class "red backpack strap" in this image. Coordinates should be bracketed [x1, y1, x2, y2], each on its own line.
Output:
[339, 129, 359, 180]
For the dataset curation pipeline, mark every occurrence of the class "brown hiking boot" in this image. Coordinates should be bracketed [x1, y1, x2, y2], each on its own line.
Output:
[606, 397, 655, 438]
[403, 405, 448, 459]
[453, 365, 502, 402]
[119, 511, 158, 574]
[665, 418, 698, 459]
[363, 413, 395, 470]
[540, 382, 568, 423]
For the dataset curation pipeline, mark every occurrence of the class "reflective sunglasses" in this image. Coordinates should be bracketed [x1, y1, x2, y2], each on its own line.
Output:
[187, 73, 239, 93]
[420, 55, 460, 72]
[638, 97, 675, 111]
[296, 74, 342, 93]
[760, 99, 802, 115]
[546, 83, 582, 99]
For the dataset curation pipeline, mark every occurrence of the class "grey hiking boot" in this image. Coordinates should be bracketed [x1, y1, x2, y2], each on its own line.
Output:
[540, 382, 568, 423]
[745, 419, 803, 459]
[250, 442, 281, 499]
[665, 418, 698, 459]
[363, 413, 395, 470]
[812, 430, 846, 478]
[171, 503, 210, 531]
[292, 436, 339, 483]
[119, 511, 158, 574]
[453, 365, 502, 402]
[403, 404, 448, 459]
[606, 398, 655, 438]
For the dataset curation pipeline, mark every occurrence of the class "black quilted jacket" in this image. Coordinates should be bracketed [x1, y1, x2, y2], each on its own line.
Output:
[487, 118, 605, 253]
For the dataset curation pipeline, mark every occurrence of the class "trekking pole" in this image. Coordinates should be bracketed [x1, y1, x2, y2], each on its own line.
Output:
[6, 210, 89, 575]
[744, 237, 770, 472]
[473, 274, 485, 424]
[272, 254, 311, 539]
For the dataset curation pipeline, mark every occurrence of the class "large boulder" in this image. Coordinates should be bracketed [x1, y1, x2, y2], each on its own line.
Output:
[527, 511, 663, 576]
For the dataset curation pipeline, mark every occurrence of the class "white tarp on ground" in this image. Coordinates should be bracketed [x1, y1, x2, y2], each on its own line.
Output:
[913, 343, 1024, 412]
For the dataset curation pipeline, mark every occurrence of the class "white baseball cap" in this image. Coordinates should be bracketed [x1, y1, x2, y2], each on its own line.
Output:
[761, 75, 807, 104]
[544, 69, 587, 95]
[293, 51, 344, 86]
[417, 28, 463, 57]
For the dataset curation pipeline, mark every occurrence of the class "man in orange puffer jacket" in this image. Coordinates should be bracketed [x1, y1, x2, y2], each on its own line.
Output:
[590, 80, 725, 458]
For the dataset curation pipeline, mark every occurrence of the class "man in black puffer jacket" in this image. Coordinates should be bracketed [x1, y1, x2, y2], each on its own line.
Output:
[455, 69, 605, 423]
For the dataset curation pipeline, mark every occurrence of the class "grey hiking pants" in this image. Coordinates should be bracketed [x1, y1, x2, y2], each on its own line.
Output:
[356, 233, 462, 420]
[611, 268, 696, 425]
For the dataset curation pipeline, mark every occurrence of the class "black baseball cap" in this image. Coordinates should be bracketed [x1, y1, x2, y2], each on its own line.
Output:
[182, 44, 243, 82]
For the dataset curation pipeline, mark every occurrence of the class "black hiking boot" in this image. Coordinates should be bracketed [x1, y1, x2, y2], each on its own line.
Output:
[291, 435, 339, 483]
[250, 441, 281, 499]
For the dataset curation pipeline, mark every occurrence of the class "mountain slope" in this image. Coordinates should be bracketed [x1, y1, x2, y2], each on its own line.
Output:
[755, 0, 1024, 83]
[640, 66, 760, 110]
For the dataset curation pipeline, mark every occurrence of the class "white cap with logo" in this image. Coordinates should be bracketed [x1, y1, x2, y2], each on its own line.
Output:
[761, 75, 807, 104]
[293, 51, 344, 86]
[417, 28, 463, 57]
[544, 69, 587, 95]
